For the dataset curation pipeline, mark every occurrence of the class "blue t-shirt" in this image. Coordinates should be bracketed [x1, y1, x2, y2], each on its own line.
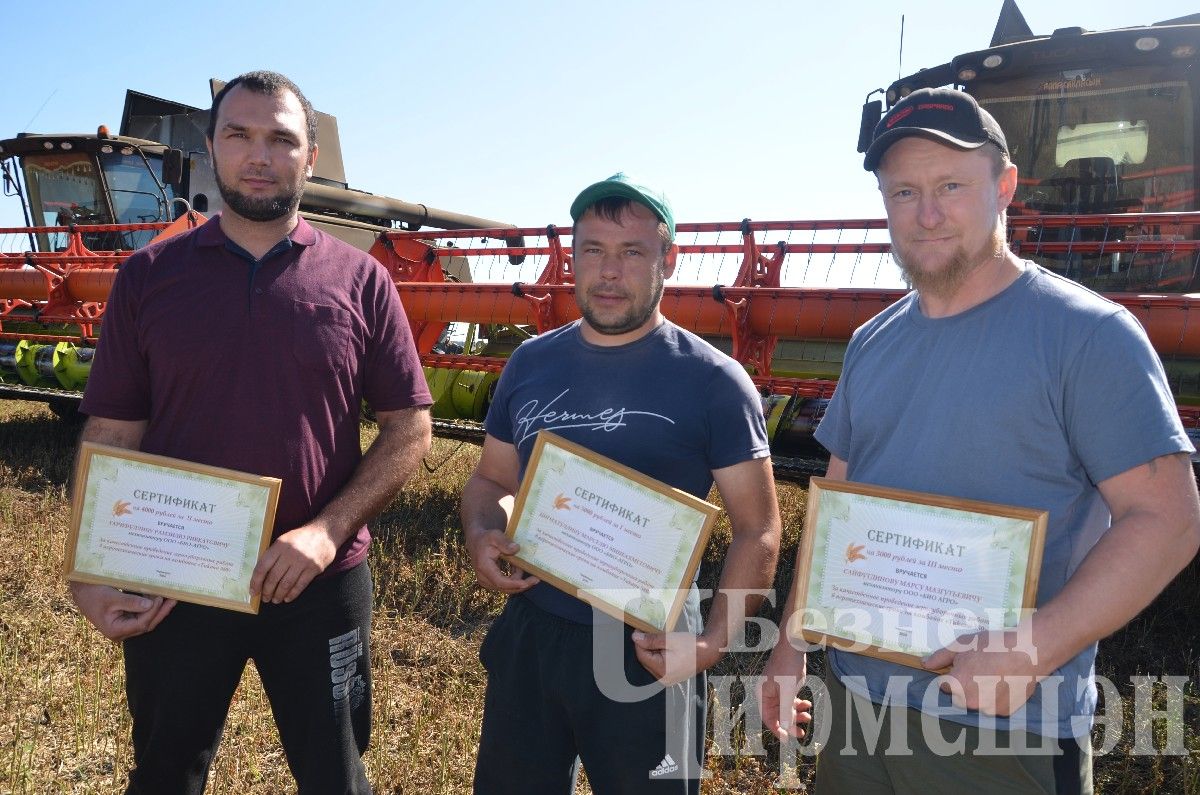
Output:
[486, 319, 771, 623]
[815, 262, 1192, 737]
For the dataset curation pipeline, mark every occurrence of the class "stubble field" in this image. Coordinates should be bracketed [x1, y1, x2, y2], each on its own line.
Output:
[0, 399, 1196, 793]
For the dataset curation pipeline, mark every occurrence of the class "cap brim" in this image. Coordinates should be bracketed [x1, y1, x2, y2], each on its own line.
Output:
[863, 127, 989, 172]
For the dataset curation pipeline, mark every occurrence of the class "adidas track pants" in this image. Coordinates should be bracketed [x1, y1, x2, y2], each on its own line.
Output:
[473, 594, 705, 794]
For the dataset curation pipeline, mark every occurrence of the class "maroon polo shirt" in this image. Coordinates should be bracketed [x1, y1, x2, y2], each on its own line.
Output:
[81, 215, 432, 574]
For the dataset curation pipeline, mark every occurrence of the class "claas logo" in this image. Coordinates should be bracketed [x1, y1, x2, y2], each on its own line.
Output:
[111, 499, 132, 517]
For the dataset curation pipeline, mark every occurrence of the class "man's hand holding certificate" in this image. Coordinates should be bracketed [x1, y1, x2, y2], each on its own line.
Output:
[790, 477, 1047, 670]
[504, 431, 718, 634]
[66, 443, 280, 614]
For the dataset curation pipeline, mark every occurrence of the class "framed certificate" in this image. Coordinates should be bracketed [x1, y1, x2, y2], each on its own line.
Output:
[791, 477, 1047, 671]
[505, 431, 719, 633]
[65, 442, 281, 614]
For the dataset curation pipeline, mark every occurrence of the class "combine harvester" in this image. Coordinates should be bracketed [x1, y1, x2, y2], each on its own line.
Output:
[3, 4, 1200, 478]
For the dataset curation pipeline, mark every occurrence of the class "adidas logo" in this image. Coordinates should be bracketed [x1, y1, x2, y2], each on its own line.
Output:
[649, 754, 679, 778]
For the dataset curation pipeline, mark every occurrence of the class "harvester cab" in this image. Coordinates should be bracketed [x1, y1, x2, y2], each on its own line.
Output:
[858, 1, 1200, 293]
[0, 129, 180, 253]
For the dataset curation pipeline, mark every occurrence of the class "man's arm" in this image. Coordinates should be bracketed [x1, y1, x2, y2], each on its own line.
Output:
[924, 452, 1200, 714]
[460, 434, 539, 594]
[758, 453, 844, 737]
[632, 455, 782, 684]
[251, 406, 432, 603]
[69, 416, 177, 641]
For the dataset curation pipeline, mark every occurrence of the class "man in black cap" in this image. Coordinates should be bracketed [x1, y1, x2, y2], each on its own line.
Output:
[760, 88, 1200, 792]
[462, 174, 781, 793]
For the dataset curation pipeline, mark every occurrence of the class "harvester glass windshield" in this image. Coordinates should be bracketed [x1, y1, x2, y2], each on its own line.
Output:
[99, 150, 174, 248]
[22, 153, 111, 228]
[975, 64, 1197, 291]
[19, 149, 173, 251]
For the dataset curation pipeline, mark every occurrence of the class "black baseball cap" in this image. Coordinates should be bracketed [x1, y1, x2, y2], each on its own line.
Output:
[863, 87, 1008, 172]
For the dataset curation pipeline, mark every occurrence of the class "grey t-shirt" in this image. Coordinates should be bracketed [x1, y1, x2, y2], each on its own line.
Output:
[486, 319, 771, 623]
[816, 262, 1192, 737]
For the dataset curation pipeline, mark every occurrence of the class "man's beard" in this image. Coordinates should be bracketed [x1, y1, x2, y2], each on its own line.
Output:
[895, 226, 1006, 297]
[578, 266, 665, 336]
[214, 170, 305, 223]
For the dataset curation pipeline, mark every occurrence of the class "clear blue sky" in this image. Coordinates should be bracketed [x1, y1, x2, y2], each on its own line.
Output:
[2, 1, 1196, 231]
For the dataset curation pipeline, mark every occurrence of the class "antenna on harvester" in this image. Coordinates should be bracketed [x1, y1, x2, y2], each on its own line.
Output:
[898, 15, 906, 79]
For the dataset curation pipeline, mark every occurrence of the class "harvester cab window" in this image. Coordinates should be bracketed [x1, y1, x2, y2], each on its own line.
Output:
[1055, 120, 1149, 167]
[977, 66, 1196, 291]
[99, 151, 175, 249]
[21, 153, 111, 246]
[977, 68, 1194, 216]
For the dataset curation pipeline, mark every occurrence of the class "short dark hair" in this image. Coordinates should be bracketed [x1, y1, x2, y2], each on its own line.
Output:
[575, 196, 673, 254]
[206, 71, 317, 150]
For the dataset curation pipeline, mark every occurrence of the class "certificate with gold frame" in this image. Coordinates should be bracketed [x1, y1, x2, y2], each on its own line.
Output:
[66, 442, 280, 614]
[790, 477, 1047, 671]
[505, 431, 719, 633]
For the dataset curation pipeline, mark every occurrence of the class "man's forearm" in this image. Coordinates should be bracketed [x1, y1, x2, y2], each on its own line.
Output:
[460, 472, 515, 544]
[1030, 453, 1200, 673]
[78, 417, 148, 448]
[310, 407, 431, 545]
[70, 416, 148, 494]
[1033, 504, 1200, 674]
[702, 457, 783, 658]
[703, 530, 780, 654]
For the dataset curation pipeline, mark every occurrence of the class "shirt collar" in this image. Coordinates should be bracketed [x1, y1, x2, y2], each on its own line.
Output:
[195, 213, 318, 250]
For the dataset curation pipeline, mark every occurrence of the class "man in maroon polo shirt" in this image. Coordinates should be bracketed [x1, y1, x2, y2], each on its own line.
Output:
[70, 71, 432, 794]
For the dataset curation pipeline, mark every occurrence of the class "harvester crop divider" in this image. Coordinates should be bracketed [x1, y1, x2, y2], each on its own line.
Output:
[0, 297, 32, 327]
[517, 290, 560, 336]
[534, 225, 574, 286]
[513, 225, 573, 334]
[37, 227, 117, 335]
[732, 220, 785, 289]
[370, 234, 447, 283]
[370, 233, 451, 351]
[722, 223, 785, 376]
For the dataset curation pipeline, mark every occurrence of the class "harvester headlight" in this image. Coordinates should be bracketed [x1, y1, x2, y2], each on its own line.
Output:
[60, 142, 73, 150]
[958, 67, 978, 81]
[120, 147, 134, 156]
[100, 145, 113, 154]
[983, 54, 1004, 68]
[42, 142, 53, 150]
[1173, 44, 1197, 58]
[1135, 36, 1160, 51]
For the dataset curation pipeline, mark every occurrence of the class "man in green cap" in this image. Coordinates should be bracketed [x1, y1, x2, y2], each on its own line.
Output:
[462, 174, 781, 793]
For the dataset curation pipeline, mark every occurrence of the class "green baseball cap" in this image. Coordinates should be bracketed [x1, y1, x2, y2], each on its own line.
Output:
[569, 173, 675, 239]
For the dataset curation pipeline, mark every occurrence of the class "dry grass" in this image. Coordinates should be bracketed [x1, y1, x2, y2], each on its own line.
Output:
[0, 399, 1195, 793]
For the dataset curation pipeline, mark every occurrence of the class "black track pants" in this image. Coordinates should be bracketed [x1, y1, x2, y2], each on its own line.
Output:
[473, 595, 706, 795]
[122, 562, 373, 794]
